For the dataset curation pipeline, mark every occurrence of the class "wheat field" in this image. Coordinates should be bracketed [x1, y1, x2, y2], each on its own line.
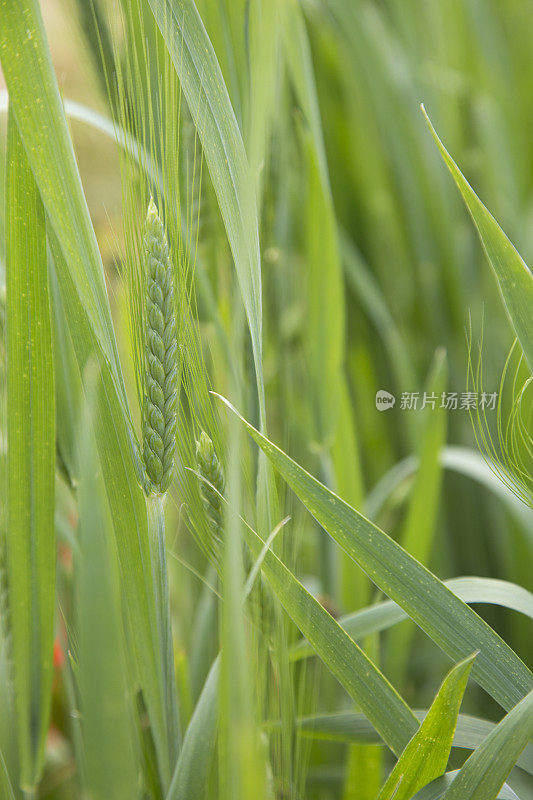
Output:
[0, 1, 533, 799]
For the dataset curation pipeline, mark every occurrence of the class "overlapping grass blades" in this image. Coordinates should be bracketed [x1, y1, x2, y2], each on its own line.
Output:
[1, 1, 533, 797]
[291, 576, 533, 661]
[0, 1, 179, 789]
[437, 688, 533, 800]
[218, 395, 533, 712]
[48, 229, 176, 790]
[242, 515, 419, 757]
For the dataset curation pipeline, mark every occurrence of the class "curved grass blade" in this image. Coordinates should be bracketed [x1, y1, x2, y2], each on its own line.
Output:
[5, 111, 55, 792]
[377, 654, 476, 800]
[166, 658, 219, 800]
[291, 577, 533, 661]
[216, 395, 533, 712]
[422, 106, 533, 374]
[438, 688, 533, 800]
[242, 520, 419, 757]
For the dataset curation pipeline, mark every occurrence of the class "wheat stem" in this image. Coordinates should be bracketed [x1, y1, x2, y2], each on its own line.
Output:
[146, 494, 180, 780]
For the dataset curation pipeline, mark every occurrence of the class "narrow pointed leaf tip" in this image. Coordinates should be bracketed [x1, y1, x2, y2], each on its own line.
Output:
[421, 105, 533, 373]
[377, 653, 477, 800]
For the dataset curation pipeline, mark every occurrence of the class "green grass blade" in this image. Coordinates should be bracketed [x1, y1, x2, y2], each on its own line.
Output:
[377, 654, 476, 800]
[438, 688, 533, 800]
[291, 576, 533, 660]
[5, 110, 55, 792]
[242, 521, 419, 757]
[422, 106, 533, 373]
[0, 0, 123, 385]
[217, 396, 533, 712]
[167, 658, 219, 800]
[49, 263, 83, 489]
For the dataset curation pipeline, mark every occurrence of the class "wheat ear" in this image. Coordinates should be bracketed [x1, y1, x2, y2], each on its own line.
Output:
[196, 430, 225, 534]
[141, 198, 179, 495]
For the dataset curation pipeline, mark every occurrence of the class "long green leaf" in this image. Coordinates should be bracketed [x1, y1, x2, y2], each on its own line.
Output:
[219, 391, 268, 800]
[377, 654, 475, 800]
[439, 689, 533, 800]
[5, 110, 55, 790]
[422, 106, 533, 373]
[217, 396, 533, 712]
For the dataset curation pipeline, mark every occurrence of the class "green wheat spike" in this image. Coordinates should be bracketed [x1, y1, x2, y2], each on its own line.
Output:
[141, 198, 179, 496]
[196, 430, 225, 535]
